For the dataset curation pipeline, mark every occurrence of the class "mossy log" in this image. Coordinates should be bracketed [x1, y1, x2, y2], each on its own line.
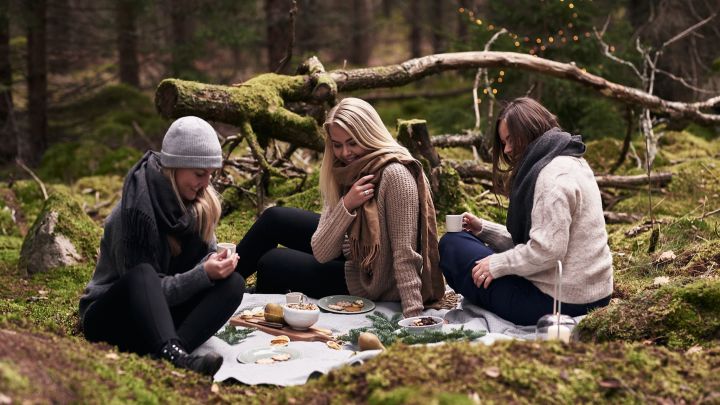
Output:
[577, 279, 720, 349]
[155, 74, 326, 151]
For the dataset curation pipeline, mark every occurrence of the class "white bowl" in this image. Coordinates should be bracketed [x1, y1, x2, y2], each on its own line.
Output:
[398, 316, 444, 334]
[282, 304, 320, 330]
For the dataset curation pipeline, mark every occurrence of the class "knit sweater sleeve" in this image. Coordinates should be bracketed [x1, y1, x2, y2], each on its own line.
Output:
[311, 198, 356, 263]
[488, 163, 577, 279]
[382, 164, 424, 318]
[157, 238, 215, 306]
[475, 219, 515, 252]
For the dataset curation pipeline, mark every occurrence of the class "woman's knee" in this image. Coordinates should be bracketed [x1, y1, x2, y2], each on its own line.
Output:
[216, 273, 246, 303]
[258, 206, 292, 229]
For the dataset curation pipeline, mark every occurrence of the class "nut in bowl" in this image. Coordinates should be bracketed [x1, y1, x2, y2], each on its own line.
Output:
[398, 316, 444, 334]
[282, 303, 320, 330]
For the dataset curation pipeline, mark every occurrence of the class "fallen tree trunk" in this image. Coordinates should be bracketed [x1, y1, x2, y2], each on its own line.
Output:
[155, 53, 720, 148]
[332, 52, 720, 125]
[447, 160, 673, 189]
[431, 133, 484, 148]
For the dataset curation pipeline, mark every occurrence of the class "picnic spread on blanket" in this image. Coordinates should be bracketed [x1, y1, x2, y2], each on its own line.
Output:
[193, 292, 584, 386]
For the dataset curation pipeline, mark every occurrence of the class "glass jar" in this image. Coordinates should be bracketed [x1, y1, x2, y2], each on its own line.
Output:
[535, 313, 577, 343]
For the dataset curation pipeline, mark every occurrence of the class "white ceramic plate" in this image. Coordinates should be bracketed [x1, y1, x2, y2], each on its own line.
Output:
[317, 295, 375, 314]
[236, 346, 301, 364]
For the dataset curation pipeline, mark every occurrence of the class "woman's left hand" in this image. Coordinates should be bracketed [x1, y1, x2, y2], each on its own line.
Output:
[471, 257, 494, 289]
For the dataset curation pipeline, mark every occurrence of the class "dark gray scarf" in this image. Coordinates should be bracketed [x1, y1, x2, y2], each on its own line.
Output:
[120, 151, 206, 271]
[506, 128, 586, 245]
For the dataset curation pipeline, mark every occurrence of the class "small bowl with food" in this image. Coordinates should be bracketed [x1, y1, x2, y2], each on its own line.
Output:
[398, 316, 444, 334]
[282, 302, 320, 330]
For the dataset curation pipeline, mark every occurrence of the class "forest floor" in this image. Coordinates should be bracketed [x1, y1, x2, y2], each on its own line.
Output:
[1, 87, 719, 403]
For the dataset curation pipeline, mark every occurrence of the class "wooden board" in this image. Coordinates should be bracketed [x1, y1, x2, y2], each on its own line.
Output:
[229, 316, 335, 342]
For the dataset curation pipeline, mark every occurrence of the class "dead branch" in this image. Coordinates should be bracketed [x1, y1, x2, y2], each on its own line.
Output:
[604, 211, 641, 224]
[274, 0, 298, 74]
[329, 52, 720, 125]
[431, 133, 484, 148]
[16, 159, 48, 200]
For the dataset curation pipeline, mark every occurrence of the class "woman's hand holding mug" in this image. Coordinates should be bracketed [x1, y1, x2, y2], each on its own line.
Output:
[343, 174, 375, 212]
[462, 212, 483, 234]
[204, 249, 239, 280]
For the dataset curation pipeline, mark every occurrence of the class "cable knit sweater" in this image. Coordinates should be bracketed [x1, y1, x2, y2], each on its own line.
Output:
[477, 156, 613, 304]
[311, 163, 425, 317]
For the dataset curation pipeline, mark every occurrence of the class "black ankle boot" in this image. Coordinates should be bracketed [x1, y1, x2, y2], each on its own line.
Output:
[159, 340, 223, 376]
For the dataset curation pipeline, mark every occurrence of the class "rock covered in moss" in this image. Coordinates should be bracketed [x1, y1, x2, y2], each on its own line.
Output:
[19, 191, 101, 275]
[577, 278, 720, 349]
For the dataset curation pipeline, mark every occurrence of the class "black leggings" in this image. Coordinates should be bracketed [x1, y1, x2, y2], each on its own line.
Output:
[83, 264, 245, 355]
[236, 206, 348, 298]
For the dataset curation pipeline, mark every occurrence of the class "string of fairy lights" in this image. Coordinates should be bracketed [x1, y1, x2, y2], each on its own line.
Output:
[458, 0, 610, 100]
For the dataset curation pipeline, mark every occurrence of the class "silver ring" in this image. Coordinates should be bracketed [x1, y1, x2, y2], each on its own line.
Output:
[363, 190, 370, 196]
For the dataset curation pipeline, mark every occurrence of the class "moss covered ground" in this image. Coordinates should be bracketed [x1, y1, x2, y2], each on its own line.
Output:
[1, 87, 719, 402]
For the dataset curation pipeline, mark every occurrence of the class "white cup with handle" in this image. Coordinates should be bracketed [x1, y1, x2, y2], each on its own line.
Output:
[445, 214, 463, 232]
[217, 242, 236, 256]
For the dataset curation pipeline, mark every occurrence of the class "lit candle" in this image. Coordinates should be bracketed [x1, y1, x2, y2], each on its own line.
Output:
[546, 325, 571, 343]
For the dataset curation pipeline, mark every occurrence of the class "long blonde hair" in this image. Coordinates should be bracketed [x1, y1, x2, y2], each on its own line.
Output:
[320, 97, 413, 207]
[163, 168, 222, 245]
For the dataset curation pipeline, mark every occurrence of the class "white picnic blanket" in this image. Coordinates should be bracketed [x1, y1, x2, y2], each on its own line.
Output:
[193, 292, 583, 386]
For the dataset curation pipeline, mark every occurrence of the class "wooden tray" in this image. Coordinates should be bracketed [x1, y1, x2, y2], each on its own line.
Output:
[229, 316, 335, 342]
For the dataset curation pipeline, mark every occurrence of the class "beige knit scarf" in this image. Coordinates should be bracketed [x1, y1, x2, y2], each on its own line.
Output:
[333, 150, 445, 303]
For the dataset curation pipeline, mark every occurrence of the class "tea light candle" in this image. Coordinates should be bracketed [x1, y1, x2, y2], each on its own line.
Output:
[546, 324, 571, 343]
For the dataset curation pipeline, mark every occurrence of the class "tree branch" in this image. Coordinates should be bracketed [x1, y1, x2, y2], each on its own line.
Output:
[329, 52, 720, 124]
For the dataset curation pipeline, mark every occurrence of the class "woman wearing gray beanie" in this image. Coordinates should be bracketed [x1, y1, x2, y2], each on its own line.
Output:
[78, 116, 244, 377]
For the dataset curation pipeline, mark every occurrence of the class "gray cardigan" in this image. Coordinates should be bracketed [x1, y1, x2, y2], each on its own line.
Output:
[78, 205, 215, 321]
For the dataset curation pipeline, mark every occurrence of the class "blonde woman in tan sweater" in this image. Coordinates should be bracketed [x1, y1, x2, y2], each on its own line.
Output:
[234, 98, 445, 317]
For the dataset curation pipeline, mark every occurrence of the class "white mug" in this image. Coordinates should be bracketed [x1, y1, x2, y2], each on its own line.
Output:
[217, 242, 236, 256]
[286, 292, 305, 304]
[446, 214, 463, 232]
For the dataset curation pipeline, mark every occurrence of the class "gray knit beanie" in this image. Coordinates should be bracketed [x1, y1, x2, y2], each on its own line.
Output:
[160, 116, 223, 169]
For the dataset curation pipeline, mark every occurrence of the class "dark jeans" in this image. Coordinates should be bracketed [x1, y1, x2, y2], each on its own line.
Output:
[439, 231, 610, 325]
[83, 264, 245, 355]
[235, 206, 348, 298]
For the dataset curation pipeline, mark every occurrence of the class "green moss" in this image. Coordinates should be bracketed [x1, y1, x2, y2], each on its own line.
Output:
[279, 341, 719, 403]
[0, 361, 30, 394]
[38, 140, 142, 182]
[577, 278, 720, 349]
[368, 386, 475, 405]
[20, 189, 102, 272]
[11, 180, 46, 227]
[72, 175, 124, 221]
[432, 163, 466, 218]
[276, 186, 323, 213]
[0, 205, 19, 237]
[215, 209, 256, 246]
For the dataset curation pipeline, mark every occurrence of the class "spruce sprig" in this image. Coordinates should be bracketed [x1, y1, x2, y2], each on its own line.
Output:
[215, 325, 256, 345]
[338, 311, 485, 347]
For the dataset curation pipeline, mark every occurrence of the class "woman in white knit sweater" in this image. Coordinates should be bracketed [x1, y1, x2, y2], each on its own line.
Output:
[234, 98, 445, 317]
[439, 97, 613, 325]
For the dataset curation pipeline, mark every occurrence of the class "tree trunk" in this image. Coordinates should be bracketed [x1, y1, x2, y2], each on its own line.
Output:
[407, 1, 422, 58]
[349, 0, 372, 65]
[430, 0, 445, 54]
[169, 0, 193, 77]
[457, 0, 470, 44]
[296, 0, 318, 55]
[23, 0, 47, 167]
[45, 0, 71, 74]
[0, 0, 15, 164]
[265, 0, 289, 72]
[116, 0, 140, 87]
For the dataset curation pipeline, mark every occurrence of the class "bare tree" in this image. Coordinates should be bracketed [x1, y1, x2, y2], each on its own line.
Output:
[0, 0, 15, 163]
[23, 0, 47, 167]
[116, 0, 141, 87]
[430, 0, 446, 54]
[407, 0, 422, 58]
[116, 0, 140, 87]
[349, 0, 373, 65]
[265, 0, 290, 72]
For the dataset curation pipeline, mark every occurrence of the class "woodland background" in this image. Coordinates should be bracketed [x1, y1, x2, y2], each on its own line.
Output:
[0, 0, 720, 403]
